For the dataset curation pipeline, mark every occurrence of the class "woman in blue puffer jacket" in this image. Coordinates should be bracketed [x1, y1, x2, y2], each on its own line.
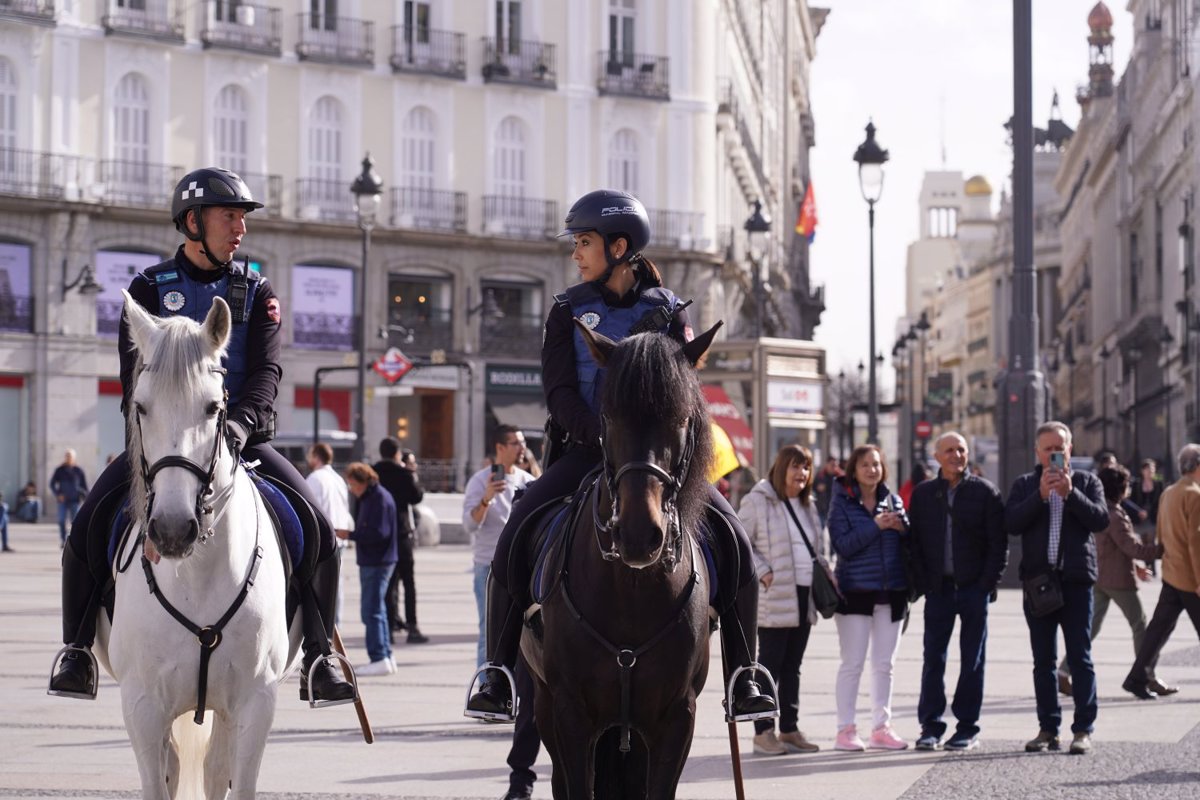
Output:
[827, 444, 911, 752]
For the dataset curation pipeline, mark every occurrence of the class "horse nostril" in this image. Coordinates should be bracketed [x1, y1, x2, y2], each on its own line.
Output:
[188, 518, 199, 542]
[147, 520, 160, 543]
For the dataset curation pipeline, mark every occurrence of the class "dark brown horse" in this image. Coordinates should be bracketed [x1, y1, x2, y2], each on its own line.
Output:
[520, 321, 720, 799]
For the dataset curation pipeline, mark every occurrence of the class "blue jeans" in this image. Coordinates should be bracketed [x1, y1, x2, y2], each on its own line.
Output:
[57, 500, 80, 545]
[0, 503, 9, 549]
[359, 564, 395, 664]
[1024, 580, 1097, 734]
[918, 580, 990, 739]
[473, 563, 489, 667]
[15, 499, 40, 522]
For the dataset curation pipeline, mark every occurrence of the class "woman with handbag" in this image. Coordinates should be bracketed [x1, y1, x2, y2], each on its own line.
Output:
[740, 444, 832, 756]
[827, 443, 912, 752]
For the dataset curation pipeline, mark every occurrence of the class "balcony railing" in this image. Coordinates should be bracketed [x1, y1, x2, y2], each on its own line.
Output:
[479, 313, 542, 358]
[102, 0, 184, 43]
[648, 209, 705, 250]
[240, 172, 282, 217]
[0, 149, 83, 200]
[296, 13, 374, 67]
[0, 295, 33, 334]
[390, 27, 466, 79]
[295, 178, 356, 223]
[481, 38, 556, 89]
[482, 195, 558, 240]
[97, 160, 184, 208]
[0, 0, 56, 26]
[595, 52, 669, 100]
[388, 309, 453, 355]
[199, 2, 282, 56]
[390, 187, 467, 233]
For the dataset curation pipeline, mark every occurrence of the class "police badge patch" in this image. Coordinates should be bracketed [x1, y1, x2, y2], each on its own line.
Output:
[162, 290, 186, 312]
[580, 311, 601, 329]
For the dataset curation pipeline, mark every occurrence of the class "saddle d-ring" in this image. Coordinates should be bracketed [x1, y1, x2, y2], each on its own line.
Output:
[46, 645, 99, 701]
[724, 662, 781, 723]
[463, 664, 519, 723]
[306, 651, 360, 709]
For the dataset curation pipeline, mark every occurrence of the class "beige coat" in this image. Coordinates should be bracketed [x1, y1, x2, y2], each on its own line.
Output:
[738, 479, 827, 627]
[1158, 473, 1200, 593]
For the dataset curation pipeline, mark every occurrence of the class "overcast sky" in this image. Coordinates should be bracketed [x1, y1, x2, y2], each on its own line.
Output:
[807, 0, 1134, 388]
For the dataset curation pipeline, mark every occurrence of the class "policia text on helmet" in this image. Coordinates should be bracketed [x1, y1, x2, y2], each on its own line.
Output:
[171, 167, 264, 271]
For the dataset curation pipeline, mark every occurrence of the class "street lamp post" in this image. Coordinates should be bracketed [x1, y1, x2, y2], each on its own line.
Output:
[1099, 343, 1112, 451]
[744, 200, 772, 339]
[837, 369, 848, 458]
[1161, 324, 1175, 478]
[915, 311, 931, 461]
[1128, 346, 1142, 463]
[350, 154, 384, 463]
[853, 121, 889, 444]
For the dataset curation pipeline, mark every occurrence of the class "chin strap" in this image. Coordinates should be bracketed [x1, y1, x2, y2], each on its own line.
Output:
[591, 244, 643, 290]
[183, 211, 233, 270]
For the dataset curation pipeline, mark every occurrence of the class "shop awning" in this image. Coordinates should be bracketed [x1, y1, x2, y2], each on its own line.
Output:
[701, 385, 755, 470]
[487, 399, 548, 438]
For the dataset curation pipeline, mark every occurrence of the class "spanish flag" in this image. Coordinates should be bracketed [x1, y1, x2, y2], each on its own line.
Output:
[796, 181, 818, 243]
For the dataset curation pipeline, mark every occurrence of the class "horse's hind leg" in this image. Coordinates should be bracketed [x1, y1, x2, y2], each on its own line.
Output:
[227, 689, 278, 799]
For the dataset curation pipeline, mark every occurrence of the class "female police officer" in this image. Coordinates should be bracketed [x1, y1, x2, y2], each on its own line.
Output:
[465, 189, 777, 722]
[48, 168, 355, 707]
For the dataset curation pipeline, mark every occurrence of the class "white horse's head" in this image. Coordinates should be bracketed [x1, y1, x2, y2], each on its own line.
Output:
[123, 289, 232, 559]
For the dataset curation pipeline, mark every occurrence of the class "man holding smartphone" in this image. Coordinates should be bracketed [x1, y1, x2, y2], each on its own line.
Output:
[1005, 421, 1109, 755]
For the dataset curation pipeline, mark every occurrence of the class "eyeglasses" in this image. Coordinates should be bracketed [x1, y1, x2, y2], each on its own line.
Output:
[503, 439, 525, 447]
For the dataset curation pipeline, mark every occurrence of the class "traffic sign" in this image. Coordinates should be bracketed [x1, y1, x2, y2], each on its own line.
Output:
[915, 419, 933, 440]
[373, 347, 413, 384]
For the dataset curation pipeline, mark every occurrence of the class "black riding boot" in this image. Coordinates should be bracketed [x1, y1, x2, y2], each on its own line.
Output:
[299, 553, 356, 705]
[720, 579, 778, 720]
[48, 544, 100, 697]
[465, 572, 523, 720]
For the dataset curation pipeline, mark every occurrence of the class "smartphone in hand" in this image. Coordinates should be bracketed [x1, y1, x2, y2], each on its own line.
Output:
[491, 463, 505, 482]
[1050, 452, 1065, 471]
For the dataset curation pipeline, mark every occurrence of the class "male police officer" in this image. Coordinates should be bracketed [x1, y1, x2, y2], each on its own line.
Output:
[48, 168, 355, 706]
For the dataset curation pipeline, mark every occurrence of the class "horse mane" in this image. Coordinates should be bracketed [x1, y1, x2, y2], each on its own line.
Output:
[599, 332, 714, 535]
[126, 314, 227, 525]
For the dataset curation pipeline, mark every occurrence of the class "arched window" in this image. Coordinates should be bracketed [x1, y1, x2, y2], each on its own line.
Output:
[493, 116, 526, 197]
[400, 106, 436, 190]
[213, 84, 249, 175]
[113, 73, 150, 183]
[607, 128, 639, 195]
[308, 95, 343, 182]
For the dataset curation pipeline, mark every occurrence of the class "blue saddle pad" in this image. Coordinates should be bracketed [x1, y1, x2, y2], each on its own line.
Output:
[531, 504, 574, 603]
[249, 473, 304, 571]
[106, 499, 133, 568]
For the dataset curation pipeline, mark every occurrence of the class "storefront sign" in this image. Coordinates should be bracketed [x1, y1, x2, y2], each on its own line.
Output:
[766, 380, 823, 415]
[292, 264, 354, 350]
[487, 365, 543, 394]
[406, 365, 461, 390]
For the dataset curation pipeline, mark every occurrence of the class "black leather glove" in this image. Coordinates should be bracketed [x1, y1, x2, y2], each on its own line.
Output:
[225, 420, 249, 463]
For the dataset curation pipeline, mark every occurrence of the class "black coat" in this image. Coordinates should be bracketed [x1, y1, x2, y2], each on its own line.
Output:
[909, 473, 1008, 595]
[1005, 465, 1109, 583]
[374, 460, 424, 539]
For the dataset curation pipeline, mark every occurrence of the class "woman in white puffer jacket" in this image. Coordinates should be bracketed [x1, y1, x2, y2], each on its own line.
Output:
[739, 444, 828, 756]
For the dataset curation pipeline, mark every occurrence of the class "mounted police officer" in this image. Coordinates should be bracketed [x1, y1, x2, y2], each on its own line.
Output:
[465, 189, 777, 723]
[48, 167, 355, 706]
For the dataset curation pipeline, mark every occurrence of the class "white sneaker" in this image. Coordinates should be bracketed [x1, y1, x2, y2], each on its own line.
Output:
[356, 658, 395, 676]
[387, 656, 397, 672]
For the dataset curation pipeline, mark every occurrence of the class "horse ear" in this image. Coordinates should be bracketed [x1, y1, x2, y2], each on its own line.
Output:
[203, 296, 232, 356]
[122, 289, 162, 356]
[574, 318, 616, 367]
[680, 321, 723, 367]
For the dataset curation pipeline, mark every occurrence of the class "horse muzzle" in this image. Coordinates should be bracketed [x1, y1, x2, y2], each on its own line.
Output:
[615, 523, 665, 570]
[148, 515, 200, 559]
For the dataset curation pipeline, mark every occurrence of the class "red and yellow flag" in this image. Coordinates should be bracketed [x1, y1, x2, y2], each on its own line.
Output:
[796, 181, 818, 243]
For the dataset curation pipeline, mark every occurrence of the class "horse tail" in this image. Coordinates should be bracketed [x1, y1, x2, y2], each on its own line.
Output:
[168, 712, 214, 800]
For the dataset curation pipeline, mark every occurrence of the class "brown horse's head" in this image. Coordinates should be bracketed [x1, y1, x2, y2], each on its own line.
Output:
[576, 320, 720, 569]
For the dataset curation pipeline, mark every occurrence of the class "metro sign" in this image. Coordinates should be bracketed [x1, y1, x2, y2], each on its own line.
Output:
[373, 347, 414, 385]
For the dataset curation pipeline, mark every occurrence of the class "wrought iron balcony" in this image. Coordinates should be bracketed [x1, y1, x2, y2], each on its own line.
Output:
[0, 149, 83, 200]
[295, 178, 356, 224]
[595, 52, 669, 100]
[239, 172, 282, 218]
[0, 295, 33, 334]
[96, 160, 184, 208]
[102, 0, 184, 43]
[479, 313, 543, 358]
[648, 209, 705, 250]
[390, 27, 466, 79]
[296, 13, 374, 67]
[481, 37, 556, 89]
[482, 195, 558, 240]
[387, 309, 453, 355]
[390, 187, 467, 233]
[0, 0, 56, 26]
[199, 2, 281, 56]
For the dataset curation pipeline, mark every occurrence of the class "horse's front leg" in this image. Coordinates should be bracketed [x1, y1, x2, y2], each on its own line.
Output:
[227, 686, 278, 799]
[644, 694, 699, 800]
[547, 692, 596, 799]
[120, 687, 173, 800]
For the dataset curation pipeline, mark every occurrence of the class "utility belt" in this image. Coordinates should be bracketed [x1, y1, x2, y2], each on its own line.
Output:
[543, 416, 600, 470]
[246, 411, 278, 446]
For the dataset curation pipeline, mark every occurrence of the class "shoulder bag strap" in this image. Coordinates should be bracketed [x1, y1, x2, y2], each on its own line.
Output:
[781, 497, 819, 561]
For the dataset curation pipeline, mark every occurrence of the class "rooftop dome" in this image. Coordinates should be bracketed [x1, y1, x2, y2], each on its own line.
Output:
[1088, 1, 1113, 31]
[965, 175, 993, 196]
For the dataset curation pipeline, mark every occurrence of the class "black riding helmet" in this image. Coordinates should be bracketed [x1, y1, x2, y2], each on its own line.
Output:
[559, 189, 652, 286]
[171, 167, 263, 269]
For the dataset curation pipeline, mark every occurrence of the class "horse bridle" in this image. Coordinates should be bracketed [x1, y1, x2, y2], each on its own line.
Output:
[134, 364, 230, 542]
[592, 415, 698, 572]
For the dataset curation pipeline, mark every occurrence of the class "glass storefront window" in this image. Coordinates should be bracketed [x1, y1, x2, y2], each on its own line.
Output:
[0, 242, 32, 333]
[479, 280, 542, 357]
[388, 273, 453, 353]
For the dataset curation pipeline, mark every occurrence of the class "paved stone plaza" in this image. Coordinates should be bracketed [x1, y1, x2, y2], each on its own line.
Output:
[1, 519, 1197, 799]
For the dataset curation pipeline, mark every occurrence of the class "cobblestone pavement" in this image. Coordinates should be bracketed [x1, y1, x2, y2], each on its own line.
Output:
[1, 521, 1197, 799]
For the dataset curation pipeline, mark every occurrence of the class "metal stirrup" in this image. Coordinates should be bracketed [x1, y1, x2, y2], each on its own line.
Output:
[463, 664, 519, 722]
[46, 646, 99, 701]
[724, 662, 780, 723]
[305, 651, 359, 709]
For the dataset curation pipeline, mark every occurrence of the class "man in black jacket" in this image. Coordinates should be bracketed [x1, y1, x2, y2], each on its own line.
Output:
[910, 432, 1007, 752]
[1005, 421, 1109, 755]
[374, 438, 428, 643]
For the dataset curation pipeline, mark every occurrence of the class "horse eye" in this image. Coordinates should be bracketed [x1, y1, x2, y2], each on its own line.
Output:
[134, 403, 147, 418]
[205, 402, 221, 417]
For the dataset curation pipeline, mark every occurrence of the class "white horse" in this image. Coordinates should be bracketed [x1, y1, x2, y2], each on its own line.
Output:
[94, 291, 300, 799]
